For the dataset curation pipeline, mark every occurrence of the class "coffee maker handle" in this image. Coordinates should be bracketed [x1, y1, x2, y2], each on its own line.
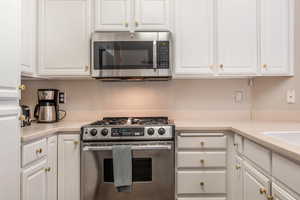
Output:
[58, 110, 67, 121]
[34, 104, 40, 119]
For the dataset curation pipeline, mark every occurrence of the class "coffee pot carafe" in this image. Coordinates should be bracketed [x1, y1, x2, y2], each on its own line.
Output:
[34, 89, 66, 123]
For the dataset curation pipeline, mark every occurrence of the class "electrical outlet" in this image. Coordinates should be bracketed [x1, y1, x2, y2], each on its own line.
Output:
[234, 90, 244, 103]
[59, 92, 66, 104]
[287, 89, 296, 104]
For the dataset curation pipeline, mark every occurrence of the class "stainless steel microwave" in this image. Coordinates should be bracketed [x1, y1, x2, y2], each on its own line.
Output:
[91, 32, 172, 81]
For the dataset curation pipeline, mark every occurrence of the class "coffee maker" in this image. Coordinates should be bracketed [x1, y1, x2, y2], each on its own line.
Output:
[34, 89, 66, 123]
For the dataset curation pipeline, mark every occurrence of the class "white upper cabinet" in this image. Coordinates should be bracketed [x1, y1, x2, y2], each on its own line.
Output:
[95, 0, 131, 31]
[21, 0, 37, 76]
[134, 0, 170, 31]
[174, 0, 214, 76]
[0, 0, 20, 91]
[174, 0, 294, 78]
[94, 0, 170, 31]
[38, 0, 91, 76]
[260, 0, 294, 75]
[216, 0, 258, 75]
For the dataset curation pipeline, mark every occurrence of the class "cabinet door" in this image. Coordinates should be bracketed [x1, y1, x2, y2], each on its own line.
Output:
[0, 0, 20, 92]
[232, 156, 243, 200]
[216, 0, 258, 75]
[272, 183, 297, 200]
[134, 0, 170, 31]
[0, 107, 20, 200]
[22, 159, 47, 200]
[95, 0, 131, 31]
[38, 0, 91, 76]
[58, 135, 80, 200]
[260, 0, 293, 75]
[243, 162, 270, 200]
[47, 136, 57, 200]
[174, 0, 214, 76]
[21, 0, 37, 76]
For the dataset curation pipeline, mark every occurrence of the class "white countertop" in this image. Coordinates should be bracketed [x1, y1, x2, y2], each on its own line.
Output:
[21, 120, 300, 162]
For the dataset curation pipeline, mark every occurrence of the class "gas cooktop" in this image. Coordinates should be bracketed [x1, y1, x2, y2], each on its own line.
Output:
[81, 117, 174, 141]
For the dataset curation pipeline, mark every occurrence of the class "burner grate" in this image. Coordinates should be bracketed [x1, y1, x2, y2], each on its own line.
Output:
[90, 117, 169, 126]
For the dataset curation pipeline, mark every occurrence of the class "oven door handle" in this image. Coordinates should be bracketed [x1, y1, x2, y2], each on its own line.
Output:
[82, 144, 172, 151]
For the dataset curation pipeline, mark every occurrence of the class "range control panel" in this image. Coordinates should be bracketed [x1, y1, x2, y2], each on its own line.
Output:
[82, 126, 174, 141]
[111, 128, 145, 137]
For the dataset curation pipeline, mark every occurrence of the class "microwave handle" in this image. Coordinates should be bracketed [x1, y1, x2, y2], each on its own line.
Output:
[82, 144, 172, 151]
[153, 40, 157, 71]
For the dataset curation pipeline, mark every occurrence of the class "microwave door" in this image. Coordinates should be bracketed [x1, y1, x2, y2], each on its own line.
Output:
[93, 41, 161, 78]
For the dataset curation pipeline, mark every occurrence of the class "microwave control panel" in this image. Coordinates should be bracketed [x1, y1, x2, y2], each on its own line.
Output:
[157, 41, 170, 69]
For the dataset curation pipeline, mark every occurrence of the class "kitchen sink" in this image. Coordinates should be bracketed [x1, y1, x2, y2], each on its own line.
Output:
[263, 131, 300, 147]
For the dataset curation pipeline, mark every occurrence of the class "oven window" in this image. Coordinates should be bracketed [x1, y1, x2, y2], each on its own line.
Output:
[103, 158, 152, 182]
[94, 41, 154, 70]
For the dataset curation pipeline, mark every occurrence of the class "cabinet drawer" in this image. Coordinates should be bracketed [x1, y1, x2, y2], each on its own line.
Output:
[177, 171, 226, 194]
[177, 134, 227, 149]
[272, 153, 300, 193]
[244, 139, 271, 173]
[22, 138, 47, 167]
[177, 152, 226, 168]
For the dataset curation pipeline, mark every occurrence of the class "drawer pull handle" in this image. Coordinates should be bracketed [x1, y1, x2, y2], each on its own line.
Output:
[200, 141, 204, 146]
[259, 188, 267, 194]
[200, 159, 205, 164]
[235, 165, 241, 170]
[45, 167, 51, 172]
[36, 148, 43, 154]
[200, 182, 204, 186]
[18, 84, 26, 91]
[267, 195, 274, 200]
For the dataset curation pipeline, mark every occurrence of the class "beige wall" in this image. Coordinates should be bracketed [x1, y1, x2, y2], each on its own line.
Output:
[251, 0, 300, 121]
[21, 1, 300, 122]
[21, 79, 252, 122]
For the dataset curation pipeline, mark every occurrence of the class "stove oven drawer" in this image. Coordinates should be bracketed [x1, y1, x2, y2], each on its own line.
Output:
[177, 152, 226, 168]
[177, 133, 227, 149]
[177, 171, 226, 194]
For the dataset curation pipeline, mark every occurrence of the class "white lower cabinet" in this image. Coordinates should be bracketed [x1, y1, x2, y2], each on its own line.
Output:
[21, 136, 57, 200]
[272, 183, 297, 200]
[243, 162, 271, 200]
[177, 171, 226, 194]
[176, 132, 227, 199]
[22, 158, 48, 200]
[21, 134, 81, 200]
[47, 136, 58, 200]
[232, 156, 243, 200]
[58, 134, 80, 200]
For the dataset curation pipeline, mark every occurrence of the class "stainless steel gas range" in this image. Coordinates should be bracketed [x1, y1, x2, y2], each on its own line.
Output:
[81, 117, 175, 200]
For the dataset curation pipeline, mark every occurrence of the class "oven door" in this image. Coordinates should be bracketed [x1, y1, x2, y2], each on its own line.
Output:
[81, 141, 174, 200]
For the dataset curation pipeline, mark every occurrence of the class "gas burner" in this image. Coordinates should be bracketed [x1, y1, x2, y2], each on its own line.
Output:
[131, 117, 169, 125]
[81, 116, 174, 141]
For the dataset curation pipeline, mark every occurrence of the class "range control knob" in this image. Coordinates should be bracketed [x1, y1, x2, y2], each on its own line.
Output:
[158, 128, 166, 135]
[101, 128, 109, 136]
[147, 128, 155, 135]
[90, 129, 98, 136]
